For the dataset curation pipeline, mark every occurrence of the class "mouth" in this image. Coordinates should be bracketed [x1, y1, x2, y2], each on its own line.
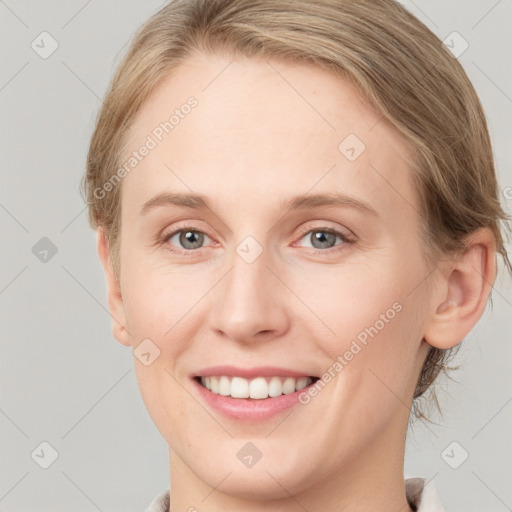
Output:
[191, 367, 320, 421]
[194, 375, 320, 400]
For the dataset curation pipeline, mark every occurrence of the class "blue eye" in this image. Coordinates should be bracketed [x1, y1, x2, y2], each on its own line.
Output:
[161, 226, 354, 255]
[165, 229, 213, 251]
[296, 228, 350, 250]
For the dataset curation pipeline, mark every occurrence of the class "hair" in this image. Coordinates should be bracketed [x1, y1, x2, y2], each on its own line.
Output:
[82, 0, 512, 420]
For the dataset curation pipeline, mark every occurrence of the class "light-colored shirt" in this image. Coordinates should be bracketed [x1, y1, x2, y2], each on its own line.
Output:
[144, 477, 446, 511]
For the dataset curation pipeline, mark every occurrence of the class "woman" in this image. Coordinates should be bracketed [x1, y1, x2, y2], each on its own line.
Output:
[82, 1, 511, 510]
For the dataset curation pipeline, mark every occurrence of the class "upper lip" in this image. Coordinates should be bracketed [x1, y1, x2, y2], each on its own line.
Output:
[193, 365, 317, 379]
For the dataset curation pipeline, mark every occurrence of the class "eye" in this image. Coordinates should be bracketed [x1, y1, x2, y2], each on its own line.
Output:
[160, 225, 354, 255]
[295, 227, 353, 251]
[163, 228, 213, 252]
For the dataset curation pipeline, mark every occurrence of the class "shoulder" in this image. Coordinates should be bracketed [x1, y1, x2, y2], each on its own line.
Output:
[144, 488, 170, 512]
[405, 477, 446, 512]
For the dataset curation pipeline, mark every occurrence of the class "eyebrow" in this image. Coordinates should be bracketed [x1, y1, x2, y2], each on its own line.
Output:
[140, 191, 379, 217]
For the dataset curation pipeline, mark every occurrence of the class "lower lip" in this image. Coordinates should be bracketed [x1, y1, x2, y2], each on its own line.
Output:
[191, 377, 314, 421]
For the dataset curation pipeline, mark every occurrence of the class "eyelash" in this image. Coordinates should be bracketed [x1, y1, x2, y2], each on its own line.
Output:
[159, 223, 355, 256]
[294, 225, 355, 253]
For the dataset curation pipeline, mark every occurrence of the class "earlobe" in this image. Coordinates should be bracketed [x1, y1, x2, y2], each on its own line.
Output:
[423, 228, 497, 350]
[96, 229, 131, 347]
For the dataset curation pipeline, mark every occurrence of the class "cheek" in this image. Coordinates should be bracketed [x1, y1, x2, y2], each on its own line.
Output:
[123, 268, 196, 441]
[291, 262, 408, 344]
[302, 260, 427, 397]
[121, 257, 194, 341]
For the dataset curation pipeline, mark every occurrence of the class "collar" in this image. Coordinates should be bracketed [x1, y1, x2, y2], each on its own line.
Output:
[406, 477, 446, 512]
[145, 477, 445, 512]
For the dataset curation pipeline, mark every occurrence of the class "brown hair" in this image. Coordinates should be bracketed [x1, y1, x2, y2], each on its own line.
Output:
[82, 0, 512, 419]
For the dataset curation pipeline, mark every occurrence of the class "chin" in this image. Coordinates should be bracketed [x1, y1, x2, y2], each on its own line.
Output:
[206, 469, 309, 502]
[185, 443, 320, 502]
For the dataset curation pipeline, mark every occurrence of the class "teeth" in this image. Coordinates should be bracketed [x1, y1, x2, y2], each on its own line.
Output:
[249, 377, 268, 399]
[268, 376, 282, 397]
[218, 376, 231, 396]
[282, 377, 296, 395]
[199, 375, 313, 399]
[295, 377, 309, 391]
[231, 376, 249, 398]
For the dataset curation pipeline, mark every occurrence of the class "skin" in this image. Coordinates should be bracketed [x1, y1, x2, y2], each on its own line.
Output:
[97, 51, 496, 512]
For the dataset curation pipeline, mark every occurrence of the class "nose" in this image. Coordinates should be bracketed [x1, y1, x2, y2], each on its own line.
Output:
[208, 240, 290, 345]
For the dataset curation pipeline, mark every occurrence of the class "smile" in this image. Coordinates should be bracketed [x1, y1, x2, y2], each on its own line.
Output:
[191, 366, 320, 421]
[196, 375, 318, 399]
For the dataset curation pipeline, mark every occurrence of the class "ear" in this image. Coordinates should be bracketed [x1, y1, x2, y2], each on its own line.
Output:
[423, 228, 497, 350]
[96, 228, 131, 347]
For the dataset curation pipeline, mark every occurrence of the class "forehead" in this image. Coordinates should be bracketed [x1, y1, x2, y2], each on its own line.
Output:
[121, 51, 416, 223]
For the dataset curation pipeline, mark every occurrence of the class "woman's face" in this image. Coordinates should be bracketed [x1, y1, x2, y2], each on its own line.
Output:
[111, 52, 436, 499]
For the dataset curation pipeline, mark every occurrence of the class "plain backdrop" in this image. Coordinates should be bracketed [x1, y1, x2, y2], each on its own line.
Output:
[1, 1, 511, 511]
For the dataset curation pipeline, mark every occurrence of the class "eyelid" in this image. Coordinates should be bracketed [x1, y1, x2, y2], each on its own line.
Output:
[158, 220, 213, 240]
[293, 221, 355, 242]
[156, 221, 216, 256]
[292, 224, 355, 251]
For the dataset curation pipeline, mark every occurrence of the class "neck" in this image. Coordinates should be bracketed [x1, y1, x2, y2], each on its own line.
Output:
[167, 409, 413, 512]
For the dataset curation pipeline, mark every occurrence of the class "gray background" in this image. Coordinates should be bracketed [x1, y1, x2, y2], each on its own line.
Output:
[0, 1, 511, 510]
